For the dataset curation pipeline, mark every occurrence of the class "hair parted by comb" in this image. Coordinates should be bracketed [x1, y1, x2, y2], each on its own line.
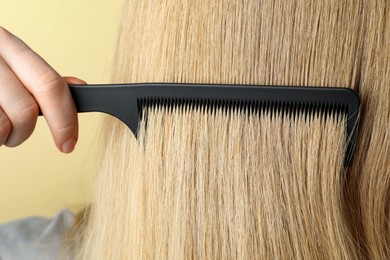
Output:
[77, 0, 390, 259]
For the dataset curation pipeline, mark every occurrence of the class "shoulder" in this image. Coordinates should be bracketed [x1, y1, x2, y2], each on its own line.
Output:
[0, 209, 76, 260]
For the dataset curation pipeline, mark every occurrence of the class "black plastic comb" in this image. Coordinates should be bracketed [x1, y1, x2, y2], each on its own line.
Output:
[61, 83, 360, 166]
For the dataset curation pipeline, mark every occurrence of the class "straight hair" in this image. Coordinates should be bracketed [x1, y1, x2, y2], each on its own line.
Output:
[79, 0, 390, 259]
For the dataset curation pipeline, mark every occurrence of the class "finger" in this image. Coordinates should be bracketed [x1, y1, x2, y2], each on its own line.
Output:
[63, 76, 87, 85]
[0, 107, 12, 146]
[0, 27, 78, 153]
[0, 57, 38, 147]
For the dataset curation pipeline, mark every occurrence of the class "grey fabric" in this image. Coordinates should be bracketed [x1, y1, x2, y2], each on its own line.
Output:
[0, 209, 76, 260]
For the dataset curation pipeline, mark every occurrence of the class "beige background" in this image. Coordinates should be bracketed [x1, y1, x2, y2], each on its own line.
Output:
[0, 0, 125, 223]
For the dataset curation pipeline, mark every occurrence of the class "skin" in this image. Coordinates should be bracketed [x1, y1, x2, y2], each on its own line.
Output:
[0, 26, 83, 153]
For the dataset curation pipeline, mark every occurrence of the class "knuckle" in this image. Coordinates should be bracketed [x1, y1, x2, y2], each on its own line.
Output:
[36, 70, 65, 97]
[0, 26, 13, 42]
[54, 121, 78, 136]
[0, 26, 8, 37]
[14, 99, 39, 123]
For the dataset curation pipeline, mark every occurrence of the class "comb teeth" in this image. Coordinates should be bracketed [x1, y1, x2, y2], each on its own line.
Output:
[135, 85, 359, 167]
[62, 83, 360, 167]
[139, 97, 350, 109]
[139, 98, 349, 119]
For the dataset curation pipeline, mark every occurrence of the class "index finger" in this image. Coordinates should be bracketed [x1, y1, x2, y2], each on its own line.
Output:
[0, 27, 78, 153]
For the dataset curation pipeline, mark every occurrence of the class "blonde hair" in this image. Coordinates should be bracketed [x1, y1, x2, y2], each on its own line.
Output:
[80, 0, 390, 259]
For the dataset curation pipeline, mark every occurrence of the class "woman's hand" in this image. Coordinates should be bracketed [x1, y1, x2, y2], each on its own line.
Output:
[0, 26, 84, 153]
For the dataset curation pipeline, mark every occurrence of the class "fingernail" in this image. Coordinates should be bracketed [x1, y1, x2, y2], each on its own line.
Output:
[61, 138, 76, 153]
